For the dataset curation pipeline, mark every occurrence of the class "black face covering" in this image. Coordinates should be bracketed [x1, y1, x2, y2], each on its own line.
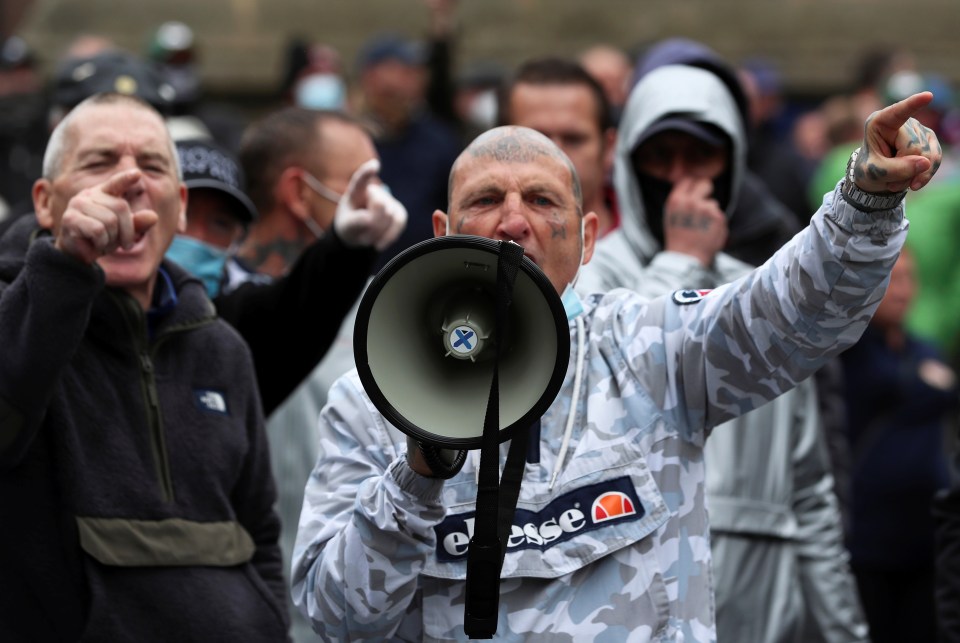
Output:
[633, 168, 733, 248]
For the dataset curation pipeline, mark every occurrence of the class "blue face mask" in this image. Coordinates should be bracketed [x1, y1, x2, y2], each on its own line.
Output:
[294, 74, 347, 111]
[560, 284, 584, 321]
[165, 235, 228, 298]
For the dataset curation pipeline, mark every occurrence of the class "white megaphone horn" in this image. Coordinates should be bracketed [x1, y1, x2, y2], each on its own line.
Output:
[353, 235, 570, 450]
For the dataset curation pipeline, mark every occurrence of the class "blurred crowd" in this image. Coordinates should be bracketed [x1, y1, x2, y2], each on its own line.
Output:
[1, 0, 959, 641]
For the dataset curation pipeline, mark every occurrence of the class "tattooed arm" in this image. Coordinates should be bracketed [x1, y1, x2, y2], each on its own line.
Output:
[852, 91, 941, 195]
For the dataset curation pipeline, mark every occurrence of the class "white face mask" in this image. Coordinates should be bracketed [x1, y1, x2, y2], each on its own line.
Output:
[301, 171, 344, 240]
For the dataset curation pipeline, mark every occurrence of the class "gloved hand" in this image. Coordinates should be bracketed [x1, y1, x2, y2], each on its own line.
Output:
[333, 158, 407, 250]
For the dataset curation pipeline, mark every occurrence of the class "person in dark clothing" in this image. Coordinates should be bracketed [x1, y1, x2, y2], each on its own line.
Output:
[168, 130, 405, 416]
[227, 107, 406, 642]
[628, 37, 799, 266]
[841, 248, 959, 643]
[935, 464, 960, 643]
[0, 92, 288, 642]
[354, 32, 462, 273]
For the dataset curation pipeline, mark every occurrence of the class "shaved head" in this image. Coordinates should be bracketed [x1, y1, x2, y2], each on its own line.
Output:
[450, 126, 583, 213]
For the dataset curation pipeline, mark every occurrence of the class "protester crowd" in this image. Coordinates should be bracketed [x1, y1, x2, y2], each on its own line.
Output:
[1, 2, 958, 641]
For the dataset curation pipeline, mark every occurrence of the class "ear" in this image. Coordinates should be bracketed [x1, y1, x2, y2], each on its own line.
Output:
[276, 166, 311, 222]
[177, 183, 188, 233]
[431, 209, 449, 237]
[580, 211, 599, 265]
[33, 178, 55, 230]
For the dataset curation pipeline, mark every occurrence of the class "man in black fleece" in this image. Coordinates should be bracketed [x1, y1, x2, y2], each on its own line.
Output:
[0, 92, 289, 642]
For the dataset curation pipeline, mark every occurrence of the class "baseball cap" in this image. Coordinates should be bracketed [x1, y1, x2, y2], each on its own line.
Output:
[636, 116, 728, 149]
[52, 50, 176, 112]
[176, 139, 258, 224]
[0, 36, 33, 70]
[356, 34, 425, 70]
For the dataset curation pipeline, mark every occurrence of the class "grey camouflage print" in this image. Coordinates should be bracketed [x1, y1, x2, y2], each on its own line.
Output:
[291, 187, 904, 642]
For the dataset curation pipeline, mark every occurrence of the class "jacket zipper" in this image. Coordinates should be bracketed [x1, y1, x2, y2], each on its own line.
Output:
[138, 348, 174, 503]
[110, 292, 175, 504]
[111, 288, 217, 505]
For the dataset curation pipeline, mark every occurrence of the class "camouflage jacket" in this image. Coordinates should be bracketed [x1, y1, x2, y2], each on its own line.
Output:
[292, 187, 905, 642]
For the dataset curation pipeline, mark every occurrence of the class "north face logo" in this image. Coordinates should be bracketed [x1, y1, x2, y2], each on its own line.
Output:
[194, 389, 228, 415]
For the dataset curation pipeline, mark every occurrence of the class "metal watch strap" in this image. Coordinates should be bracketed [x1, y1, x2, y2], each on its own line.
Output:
[840, 147, 907, 212]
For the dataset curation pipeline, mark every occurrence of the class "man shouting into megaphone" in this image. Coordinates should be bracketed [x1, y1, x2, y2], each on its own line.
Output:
[292, 92, 941, 642]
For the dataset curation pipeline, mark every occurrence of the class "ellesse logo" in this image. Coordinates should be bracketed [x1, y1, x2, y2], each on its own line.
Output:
[591, 491, 637, 523]
[434, 477, 644, 561]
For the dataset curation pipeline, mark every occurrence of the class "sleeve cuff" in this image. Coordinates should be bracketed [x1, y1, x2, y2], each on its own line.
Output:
[386, 457, 446, 504]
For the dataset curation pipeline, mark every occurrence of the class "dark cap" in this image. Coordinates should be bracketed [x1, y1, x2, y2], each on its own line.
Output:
[176, 139, 258, 223]
[637, 116, 727, 149]
[357, 34, 424, 70]
[1, 36, 33, 70]
[53, 50, 176, 112]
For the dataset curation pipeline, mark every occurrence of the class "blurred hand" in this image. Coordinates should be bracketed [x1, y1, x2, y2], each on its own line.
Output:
[333, 159, 408, 251]
[406, 436, 435, 476]
[662, 177, 728, 267]
[855, 91, 942, 194]
[55, 169, 158, 264]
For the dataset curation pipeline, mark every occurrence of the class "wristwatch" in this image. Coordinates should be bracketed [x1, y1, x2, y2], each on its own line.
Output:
[840, 147, 907, 212]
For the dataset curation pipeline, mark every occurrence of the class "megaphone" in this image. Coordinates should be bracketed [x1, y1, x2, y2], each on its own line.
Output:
[354, 235, 570, 449]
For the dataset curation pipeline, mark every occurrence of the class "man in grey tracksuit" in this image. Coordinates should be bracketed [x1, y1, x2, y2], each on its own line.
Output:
[292, 90, 940, 641]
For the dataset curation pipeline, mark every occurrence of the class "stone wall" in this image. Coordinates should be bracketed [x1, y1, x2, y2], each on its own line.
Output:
[17, 0, 960, 98]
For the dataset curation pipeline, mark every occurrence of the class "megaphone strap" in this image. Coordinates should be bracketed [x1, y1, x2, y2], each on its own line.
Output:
[464, 240, 525, 639]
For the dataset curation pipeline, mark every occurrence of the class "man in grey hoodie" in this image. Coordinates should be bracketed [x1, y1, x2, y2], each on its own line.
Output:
[577, 58, 869, 642]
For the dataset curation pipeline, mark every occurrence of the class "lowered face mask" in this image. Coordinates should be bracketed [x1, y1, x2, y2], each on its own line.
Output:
[165, 235, 229, 298]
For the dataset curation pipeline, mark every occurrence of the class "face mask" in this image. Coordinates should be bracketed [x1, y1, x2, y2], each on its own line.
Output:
[165, 235, 228, 298]
[560, 284, 584, 321]
[295, 74, 347, 111]
[301, 171, 344, 240]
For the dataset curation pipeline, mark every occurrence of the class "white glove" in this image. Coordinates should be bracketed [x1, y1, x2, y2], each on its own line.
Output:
[333, 158, 408, 251]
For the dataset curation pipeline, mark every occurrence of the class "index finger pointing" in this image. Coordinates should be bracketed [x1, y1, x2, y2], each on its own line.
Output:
[346, 159, 381, 208]
[873, 91, 934, 131]
[99, 169, 143, 198]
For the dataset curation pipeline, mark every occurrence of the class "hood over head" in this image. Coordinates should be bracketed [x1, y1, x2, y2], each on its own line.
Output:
[613, 64, 746, 260]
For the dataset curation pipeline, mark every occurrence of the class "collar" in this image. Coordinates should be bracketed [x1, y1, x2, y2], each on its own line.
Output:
[146, 265, 178, 338]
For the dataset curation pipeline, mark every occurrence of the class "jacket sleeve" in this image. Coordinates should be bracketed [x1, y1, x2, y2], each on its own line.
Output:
[215, 230, 376, 416]
[610, 184, 907, 434]
[290, 371, 445, 640]
[0, 238, 102, 469]
[790, 383, 870, 643]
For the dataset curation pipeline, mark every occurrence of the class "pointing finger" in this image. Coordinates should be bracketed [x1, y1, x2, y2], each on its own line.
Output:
[99, 169, 143, 198]
[346, 159, 381, 209]
[871, 91, 933, 132]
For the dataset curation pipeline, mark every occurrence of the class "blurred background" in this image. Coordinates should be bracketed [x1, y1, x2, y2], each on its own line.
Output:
[6, 0, 959, 103]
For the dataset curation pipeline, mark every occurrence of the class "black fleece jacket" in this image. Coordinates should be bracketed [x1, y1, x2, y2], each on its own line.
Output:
[215, 230, 376, 416]
[0, 217, 288, 642]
